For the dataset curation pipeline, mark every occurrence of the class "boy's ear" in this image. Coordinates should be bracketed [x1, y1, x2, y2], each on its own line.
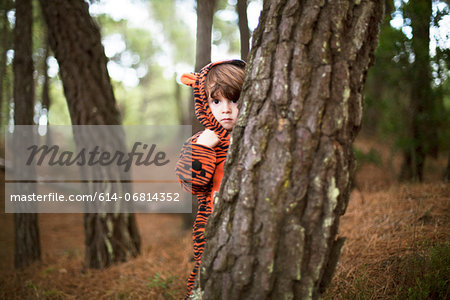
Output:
[180, 73, 198, 87]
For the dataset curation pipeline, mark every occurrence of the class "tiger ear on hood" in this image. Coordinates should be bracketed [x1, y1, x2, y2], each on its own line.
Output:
[180, 72, 198, 87]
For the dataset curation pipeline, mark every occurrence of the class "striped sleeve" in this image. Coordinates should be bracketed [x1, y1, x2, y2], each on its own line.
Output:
[175, 133, 216, 195]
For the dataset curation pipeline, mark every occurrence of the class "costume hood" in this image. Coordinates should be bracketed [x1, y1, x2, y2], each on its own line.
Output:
[180, 59, 246, 141]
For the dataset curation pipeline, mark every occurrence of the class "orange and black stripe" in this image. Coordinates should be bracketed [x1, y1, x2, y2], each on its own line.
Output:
[176, 59, 245, 298]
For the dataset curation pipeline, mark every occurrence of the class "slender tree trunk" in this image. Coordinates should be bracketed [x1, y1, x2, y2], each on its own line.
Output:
[39, 0, 140, 268]
[199, 1, 384, 299]
[13, 0, 41, 269]
[237, 0, 250, 61]
[41, 34, 52, 144]
[192, 0, 217, 133]
[41, 35, 50, 112]
[183, 0, 218, 231]
[400, 0, 433, 182]
[195, 0, 216, 72]
[0, 0, 12, 125]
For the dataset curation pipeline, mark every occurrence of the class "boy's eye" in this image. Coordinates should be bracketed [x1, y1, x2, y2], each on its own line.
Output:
[232, 99, 238, 103]
[213, 99, 220, 104]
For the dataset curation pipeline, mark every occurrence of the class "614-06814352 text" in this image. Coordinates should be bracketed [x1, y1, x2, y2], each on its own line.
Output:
[9, 192, 180, 202]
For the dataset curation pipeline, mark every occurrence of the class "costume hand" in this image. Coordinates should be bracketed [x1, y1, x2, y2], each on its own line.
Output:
[196, 129, 220, 148]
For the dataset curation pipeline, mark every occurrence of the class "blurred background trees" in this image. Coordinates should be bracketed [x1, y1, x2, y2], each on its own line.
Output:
[363, 0, 449, 181]
[0, 0, 261, 130]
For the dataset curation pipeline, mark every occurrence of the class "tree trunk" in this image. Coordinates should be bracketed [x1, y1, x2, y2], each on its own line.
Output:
[400, 0, 433, 182]
[39, 0, 140, 268]
[13, 0, 41, 269]
[41, 35, 50, 112]
[237, 0, 250, 61]
[199, 1, 384, 299]
[0, 0, 12, 124]
[183, 0, 218, 231]
[193, 0, 216, 134]
[41, 34, 52, 144]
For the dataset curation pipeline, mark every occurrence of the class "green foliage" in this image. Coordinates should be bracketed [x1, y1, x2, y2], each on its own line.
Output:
[25, 280, 64, 299]
[364, 7, 411, 137]
[95, 13, 159, 69]
[93, 6, 193, 125]
[354, 147, 383, 167]
[47, 77, 71, 125]
[395, 242, 450, 299]
[106, 289, 131, 300]
[325, 243, 450, 299]
[147, 272, 177, 299]
[363, 0, 450, 160]
[26, 281, 38, 290]
[40, 267, 55, 277]
[42, 289, 63, 299]
[353, 273, 375, 300]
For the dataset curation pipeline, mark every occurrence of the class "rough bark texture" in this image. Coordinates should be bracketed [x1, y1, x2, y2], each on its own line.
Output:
[199, 0, 384, 299]
[39, 0, 140, 268]
[13, 0, 41, 269]
[237, 0, 250, 61]
[399, 0, 433, 182]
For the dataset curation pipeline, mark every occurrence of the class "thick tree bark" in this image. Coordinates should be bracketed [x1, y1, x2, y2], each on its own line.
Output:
[13, 0, 41, 269]
[39, 0, 140, 268]
[400, 0, 433, 182]
[199, 0, 384, 299]
[237, 0, 250, 61]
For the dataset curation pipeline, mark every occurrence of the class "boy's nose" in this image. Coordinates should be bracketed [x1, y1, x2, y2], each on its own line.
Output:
[223, 101, 232, 113]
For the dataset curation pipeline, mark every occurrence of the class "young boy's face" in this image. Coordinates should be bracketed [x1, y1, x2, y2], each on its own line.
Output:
[207, 91, 239, 131]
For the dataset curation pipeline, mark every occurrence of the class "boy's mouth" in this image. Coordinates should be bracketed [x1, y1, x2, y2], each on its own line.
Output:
[221, 118, 233, 122]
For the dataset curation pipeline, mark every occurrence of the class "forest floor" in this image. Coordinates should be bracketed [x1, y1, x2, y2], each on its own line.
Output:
[0, 136, 449, 300]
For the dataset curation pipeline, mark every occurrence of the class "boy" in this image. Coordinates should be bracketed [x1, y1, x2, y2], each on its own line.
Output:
[176, 59, 246, 298]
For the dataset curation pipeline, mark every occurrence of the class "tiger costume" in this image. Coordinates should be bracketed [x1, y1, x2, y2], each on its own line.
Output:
[176, 59, 246, 298]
